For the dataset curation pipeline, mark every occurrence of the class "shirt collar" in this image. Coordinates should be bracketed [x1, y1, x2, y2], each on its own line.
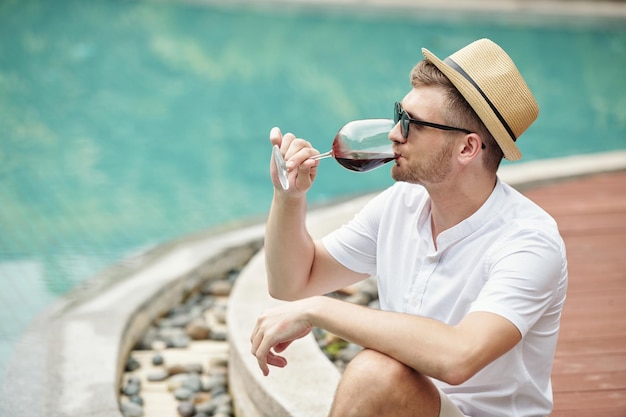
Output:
[432, 177, 505, 251]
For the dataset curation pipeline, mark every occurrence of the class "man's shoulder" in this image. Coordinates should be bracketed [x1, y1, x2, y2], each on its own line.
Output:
[498, 181, 557, 223]
[493, 181, 565, 251]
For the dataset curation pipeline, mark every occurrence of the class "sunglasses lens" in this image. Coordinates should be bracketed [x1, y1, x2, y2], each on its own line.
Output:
[401, 115, 408, 138]
[394, 103, 408, 138]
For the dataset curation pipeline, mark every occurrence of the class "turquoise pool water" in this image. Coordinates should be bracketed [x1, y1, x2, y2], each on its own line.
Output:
[1, 0, 625, 380]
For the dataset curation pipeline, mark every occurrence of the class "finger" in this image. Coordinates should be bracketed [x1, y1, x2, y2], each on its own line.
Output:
[269, 126, 282, 147]
[281, 133, 297, 154]
[273, 340, 294, 353]
[250, 324, 264, 358]
[250, 324, 260, 351]
[294, 163, 318, 190]
[285, 140, 316, 171]
[251, 324, 275, 376]
[257, 356, 270, 377]
[254, 341, 271, 376]
[266, 350, 288, 368]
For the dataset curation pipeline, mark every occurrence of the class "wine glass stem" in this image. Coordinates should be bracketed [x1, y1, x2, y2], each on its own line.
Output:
[310, 150, 333, 161]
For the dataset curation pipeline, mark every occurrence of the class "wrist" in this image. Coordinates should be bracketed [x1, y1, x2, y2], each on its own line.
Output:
[302, 295, 332, 328]
[272, 190, 307, 208]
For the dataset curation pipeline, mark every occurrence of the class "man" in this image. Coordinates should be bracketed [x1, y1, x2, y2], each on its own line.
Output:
[251, 38, 568, 417]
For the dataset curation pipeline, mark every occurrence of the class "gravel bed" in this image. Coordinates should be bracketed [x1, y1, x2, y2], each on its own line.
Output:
[119, 254, 377, 417]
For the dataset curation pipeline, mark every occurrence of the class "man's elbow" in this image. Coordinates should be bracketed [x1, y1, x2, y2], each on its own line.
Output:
[435, 346, 483, 386]
[267, 286, 300, 301]
[438, 364, 473, 386]
[266, 277, 306, 301]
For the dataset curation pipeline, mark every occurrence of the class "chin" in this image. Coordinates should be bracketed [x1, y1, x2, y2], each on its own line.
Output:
[390, 167, 407, 183]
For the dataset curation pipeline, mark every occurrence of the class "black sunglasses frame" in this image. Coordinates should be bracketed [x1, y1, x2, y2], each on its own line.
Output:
[394, 102, 474, 139]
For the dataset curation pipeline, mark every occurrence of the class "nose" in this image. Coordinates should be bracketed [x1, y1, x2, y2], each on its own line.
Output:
[389, 121, 406, 144]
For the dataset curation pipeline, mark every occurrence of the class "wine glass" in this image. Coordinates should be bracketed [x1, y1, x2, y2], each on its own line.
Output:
[272, 118, 396, 190]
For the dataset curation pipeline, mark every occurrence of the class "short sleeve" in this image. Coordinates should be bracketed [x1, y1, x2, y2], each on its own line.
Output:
[321, 187, 393, 276]
[469, 224, 568, 336]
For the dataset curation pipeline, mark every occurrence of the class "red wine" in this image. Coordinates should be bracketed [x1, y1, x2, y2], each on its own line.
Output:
[330, 121, 395, 172]
[335, 152, 396, 172]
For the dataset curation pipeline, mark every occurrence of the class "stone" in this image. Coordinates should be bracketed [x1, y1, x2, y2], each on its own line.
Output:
[127, 376, 141, 386]
[192, 392, 212, 404]
[125, 356, 140, 372]
[211, 304, 228, 324]
[152, 353, 164, 366]
[122, 378, 141, 396]
[182, 372, 203, 392]
[122, 383, 140, 397]
[158, 326, 187, 338]
[168, 313, 194, 328]
[146, 369, 169, 382]
[212, 392, 232, 407]
[167, 373, 189, 392]
[176, 401, 196, 417]
[195, 400, 216, 415]
[174, 387, 194, 401]
[209, 328, 227, 341]
[210, 385, 227, 398]
[204, 280, 232, 296]
[158, 327, 190, 347]
[169, 334, 191, 348]
[203, 374, 227, 392]
[120, 400, 143, 417]
[129, 395, 144, 406]
[167, 362, 203, 375]
[185, 318, 211, 340]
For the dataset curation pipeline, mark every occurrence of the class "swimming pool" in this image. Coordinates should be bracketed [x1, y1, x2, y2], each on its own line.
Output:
[0, 0, 625, 383]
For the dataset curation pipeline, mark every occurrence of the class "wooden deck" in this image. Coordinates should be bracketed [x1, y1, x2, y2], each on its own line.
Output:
[522, 170, 626, 416]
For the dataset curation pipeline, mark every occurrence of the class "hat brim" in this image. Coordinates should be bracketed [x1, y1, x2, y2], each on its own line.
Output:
[422, 47, 522, 161]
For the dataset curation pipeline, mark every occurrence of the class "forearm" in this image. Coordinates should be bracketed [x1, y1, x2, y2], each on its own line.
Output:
[306, 296, 513, 385]
[308, 297, 457, 380]
[265, 192, 316, 300]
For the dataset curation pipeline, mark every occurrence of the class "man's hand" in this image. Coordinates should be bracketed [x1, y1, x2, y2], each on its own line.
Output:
[269, 127, 320, 194]
[250, 298, 316, 376]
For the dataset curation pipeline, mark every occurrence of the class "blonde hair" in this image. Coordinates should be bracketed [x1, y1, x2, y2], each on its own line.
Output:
[410, 60, 503, 172]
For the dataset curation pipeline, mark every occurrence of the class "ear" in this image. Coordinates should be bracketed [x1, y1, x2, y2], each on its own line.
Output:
[457, 133, 483, 165]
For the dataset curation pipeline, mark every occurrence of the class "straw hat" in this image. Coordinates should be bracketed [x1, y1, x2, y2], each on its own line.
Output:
[422, 38, 539, 161]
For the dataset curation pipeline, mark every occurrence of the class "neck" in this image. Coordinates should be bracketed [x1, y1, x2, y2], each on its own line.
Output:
[427, 173, 497, 244]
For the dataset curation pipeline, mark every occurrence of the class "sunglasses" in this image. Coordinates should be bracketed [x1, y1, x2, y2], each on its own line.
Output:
[394, 102, 474, 139]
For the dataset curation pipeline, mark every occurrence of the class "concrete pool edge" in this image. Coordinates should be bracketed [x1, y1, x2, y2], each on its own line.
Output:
[1, 150, 625, 417]
[0, 222, 266, 417]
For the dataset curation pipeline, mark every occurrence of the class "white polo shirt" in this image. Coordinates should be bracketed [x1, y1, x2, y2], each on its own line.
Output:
[322, 179, 568, 417]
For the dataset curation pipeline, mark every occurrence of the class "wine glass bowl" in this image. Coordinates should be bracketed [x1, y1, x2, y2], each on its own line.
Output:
[273, 118, 395, 190]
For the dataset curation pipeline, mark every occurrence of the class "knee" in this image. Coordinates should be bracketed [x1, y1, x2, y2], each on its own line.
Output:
[329, 349, 440, 417]
[345, 349, 417, 388]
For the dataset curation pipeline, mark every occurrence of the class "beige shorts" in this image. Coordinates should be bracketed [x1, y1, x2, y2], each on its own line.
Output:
[438, 389, 466, 417]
